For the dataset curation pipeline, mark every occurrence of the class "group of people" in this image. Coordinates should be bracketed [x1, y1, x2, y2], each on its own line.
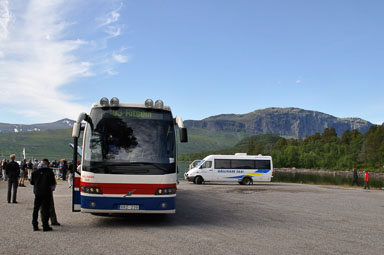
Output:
[351, 168, 371, 189]
[3, 154, 72, 232]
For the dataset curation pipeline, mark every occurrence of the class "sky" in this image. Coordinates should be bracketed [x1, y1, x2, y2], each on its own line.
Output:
[0, 0, 383, 124]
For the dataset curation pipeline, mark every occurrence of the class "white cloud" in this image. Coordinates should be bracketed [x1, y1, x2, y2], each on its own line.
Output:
[99, 4, 123, 39]
[0, 0, 129, 123]
[0, 0, 10, 40]
[0, 0, 90, 122]
[105, 26, 121, 38]
[100, 9, 120, 26]
[113, 52, 130, 63]
[296, 79, 301, 84]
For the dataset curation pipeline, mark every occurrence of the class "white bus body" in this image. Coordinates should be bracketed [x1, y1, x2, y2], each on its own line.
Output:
[184, 153, 273, 185]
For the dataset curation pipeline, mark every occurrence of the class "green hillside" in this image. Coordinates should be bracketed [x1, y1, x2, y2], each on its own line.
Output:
[178, 127, 249, 154]
[0, 127, 246, 161]
[0, 129, 73, 161]
[179, 134, 281, 161]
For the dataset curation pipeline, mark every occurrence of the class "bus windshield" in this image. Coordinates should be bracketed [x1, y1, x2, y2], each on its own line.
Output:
[82, 107, 176, 174]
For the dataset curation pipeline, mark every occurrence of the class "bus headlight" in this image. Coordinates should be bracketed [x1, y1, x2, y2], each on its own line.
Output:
[100, 97, 109, 107]
[110, 97, 119, 107]
[145, 99, 154, 108]
[81, 186, 103, 194]
[156, 188, 177, 195]
[155, 100, 164, 109]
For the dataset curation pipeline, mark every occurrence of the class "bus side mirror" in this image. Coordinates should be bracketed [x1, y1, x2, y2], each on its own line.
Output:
[180, 128, 188, 143]
[72, 123, 81, 138]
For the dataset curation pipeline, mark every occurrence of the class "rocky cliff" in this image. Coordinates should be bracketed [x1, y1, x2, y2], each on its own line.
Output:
[184, 107, 372, 138]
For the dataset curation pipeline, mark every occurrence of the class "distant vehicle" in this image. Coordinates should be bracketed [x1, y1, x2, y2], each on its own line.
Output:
[184, 153, 273, 185]
[71, 97, 188, 214]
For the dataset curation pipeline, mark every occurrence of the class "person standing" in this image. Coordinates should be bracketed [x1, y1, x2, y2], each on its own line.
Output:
[60, 159, 68, 181]
[364, 171, 370, 190]
[30, 159, 56, 231]
[2, 159, 8, 182]
[68, 161, 74, 188]
[5, 154, 20, 203]
[19, 159, 27, 187]
[351, 168, 358, 186]
[46, 185, 61, 226]
[27, 159, 33, 180]
[33, 159, 39, 172]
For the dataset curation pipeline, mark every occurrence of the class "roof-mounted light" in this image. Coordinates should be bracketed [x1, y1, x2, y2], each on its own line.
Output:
[145, 99, 154, 108]
[100, 97, 109, 107]
[110, 97, 119, 107]
[155, 100, 164, 109]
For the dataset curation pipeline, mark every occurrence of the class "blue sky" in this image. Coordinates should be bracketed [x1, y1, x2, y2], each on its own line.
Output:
[0, 0, 383, 124]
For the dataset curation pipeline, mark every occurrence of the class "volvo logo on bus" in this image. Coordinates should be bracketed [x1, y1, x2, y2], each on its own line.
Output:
[123, 189, 136, 197]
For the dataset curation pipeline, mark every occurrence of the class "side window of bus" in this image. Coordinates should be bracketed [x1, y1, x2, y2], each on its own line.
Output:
[215, 159, 231, 169]
[200, 161, 212, 169]
[256, 160, 271, 170]
[231, 160, 255, 169]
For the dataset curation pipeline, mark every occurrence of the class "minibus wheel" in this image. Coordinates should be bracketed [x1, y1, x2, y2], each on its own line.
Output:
[194, 176, 203, 185]
[241, 177, 252, 185]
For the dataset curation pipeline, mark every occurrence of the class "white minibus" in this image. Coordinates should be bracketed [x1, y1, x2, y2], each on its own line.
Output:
[184, 153, 273, 185]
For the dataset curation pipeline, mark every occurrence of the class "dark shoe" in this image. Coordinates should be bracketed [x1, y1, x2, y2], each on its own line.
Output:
[43, 227, 53, 232]
[33, 225, 40, 231]
[13, 201, 18, 204]
[51, 222, 61, 226]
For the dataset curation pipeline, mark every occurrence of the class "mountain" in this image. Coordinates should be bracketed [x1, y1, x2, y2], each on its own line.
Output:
[0, 107, 374, 158]
[184, 107, 372, 138]
[0, 119, 75, 133]
[0, 128, 73, 160]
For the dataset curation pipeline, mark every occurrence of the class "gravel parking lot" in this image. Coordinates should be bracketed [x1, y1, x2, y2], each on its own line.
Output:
[0, 180, 383, 255]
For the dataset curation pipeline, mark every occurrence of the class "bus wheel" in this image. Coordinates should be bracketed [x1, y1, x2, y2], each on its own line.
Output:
[241, 177, 252, 185]
[195, 176, 203, 185]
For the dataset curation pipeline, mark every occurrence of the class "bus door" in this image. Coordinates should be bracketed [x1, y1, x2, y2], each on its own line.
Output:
[72, 170, 81, 212]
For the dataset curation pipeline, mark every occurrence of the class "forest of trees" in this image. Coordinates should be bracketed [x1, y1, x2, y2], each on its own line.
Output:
[179, 124, 384, 172]
[270, 125, 384, 171]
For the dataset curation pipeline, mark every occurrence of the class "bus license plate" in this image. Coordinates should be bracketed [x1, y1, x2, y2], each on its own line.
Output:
[120, 205, 139, 210]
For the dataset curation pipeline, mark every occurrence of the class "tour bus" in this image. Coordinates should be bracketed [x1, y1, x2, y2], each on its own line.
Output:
[71, 97, 188, 214]
[184, 153, 273, 185]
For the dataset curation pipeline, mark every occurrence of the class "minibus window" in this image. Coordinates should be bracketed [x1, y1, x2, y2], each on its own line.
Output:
[231, 160, 255, 169]
[256, 160, 271, 170]
[200, 161, 212, 169]
[215, 159, 231, 169]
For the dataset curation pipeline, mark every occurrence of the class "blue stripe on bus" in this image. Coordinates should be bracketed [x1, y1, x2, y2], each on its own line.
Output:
[81, 196, 175, 211]
[224, 169, 271, 179]
[73, 190, 81, 204]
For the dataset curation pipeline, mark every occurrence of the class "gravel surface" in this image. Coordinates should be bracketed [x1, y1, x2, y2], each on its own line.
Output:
[0, 180, 383, 255]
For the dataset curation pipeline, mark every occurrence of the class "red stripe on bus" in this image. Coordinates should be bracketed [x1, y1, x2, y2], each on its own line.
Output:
[74, 177, 81, 187]
[80, 182, 177, 195]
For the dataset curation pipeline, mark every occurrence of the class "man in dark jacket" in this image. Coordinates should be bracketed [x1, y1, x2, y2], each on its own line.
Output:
[5, 154, 20, 203]
[30, 159, 56, 231]
[351, 168, 358, 186]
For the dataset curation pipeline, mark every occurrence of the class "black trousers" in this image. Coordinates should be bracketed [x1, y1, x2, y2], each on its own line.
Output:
[32, 194, 50, 227]
[351, 178, 358, 186]
[62, 170, 67, 180]
[7, 178, 18, 203]
[40, 192, 58, 224]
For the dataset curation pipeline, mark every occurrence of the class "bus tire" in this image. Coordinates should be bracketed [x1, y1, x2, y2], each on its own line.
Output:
[195, 176, 203, 185]
[241, 177, 252, 185]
